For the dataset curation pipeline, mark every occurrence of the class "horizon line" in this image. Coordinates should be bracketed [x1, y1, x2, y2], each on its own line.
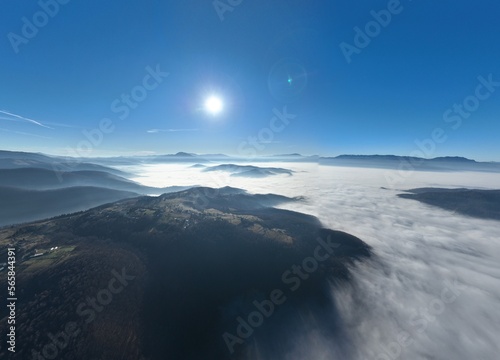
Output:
[0, 148, 499, 163]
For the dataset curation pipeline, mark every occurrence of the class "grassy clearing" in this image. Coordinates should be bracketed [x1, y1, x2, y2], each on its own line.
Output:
[21, 246, 76, 273]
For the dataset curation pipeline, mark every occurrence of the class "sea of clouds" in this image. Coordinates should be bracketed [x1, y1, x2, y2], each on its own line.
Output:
[123, 162, 500, 360]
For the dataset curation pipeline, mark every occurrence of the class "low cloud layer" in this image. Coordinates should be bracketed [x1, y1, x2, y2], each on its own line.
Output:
[127, 162, 500, 360]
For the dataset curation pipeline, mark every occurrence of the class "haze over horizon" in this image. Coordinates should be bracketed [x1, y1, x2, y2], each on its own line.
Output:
[2, 149, 500, 164]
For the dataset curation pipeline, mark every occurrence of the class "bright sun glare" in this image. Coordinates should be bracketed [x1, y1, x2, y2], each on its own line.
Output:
[204, 96, 223, 115]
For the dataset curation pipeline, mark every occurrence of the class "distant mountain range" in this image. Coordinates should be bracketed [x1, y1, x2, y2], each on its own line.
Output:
[0, 150, 127, 175]
[0, 167, 186, 194]
[319, 154, 500, 172]
[0, 151, 194, 226]
[0, 186, 139, 227]
[3, 149, 497, 167]
[330, 154, 476, 162]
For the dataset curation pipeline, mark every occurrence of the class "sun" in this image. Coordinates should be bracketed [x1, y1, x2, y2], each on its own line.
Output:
[204, 96, 223, 115]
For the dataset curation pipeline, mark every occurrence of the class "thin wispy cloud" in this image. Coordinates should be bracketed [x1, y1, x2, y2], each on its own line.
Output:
[43, 121, 83, 129]
[0, 127, 53, 139]
[0, 116, 21, 123]
[147, 128, 200, 133]
[0, 109, 53, 129]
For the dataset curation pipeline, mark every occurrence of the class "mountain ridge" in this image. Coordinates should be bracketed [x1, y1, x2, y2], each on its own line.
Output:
[0, 186, 371, 359]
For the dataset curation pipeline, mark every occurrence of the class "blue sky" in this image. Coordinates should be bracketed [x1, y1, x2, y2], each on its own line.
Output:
[1, 0, 499, 160]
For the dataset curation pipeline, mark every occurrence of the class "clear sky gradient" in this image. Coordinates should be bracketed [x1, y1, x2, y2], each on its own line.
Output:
[1, 0, 499, 160]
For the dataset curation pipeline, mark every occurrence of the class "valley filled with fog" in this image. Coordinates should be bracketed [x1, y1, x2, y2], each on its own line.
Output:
[126, 162, 500, 360]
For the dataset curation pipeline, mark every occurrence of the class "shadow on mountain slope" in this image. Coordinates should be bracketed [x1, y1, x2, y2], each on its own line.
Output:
[0, 187, 371, 360]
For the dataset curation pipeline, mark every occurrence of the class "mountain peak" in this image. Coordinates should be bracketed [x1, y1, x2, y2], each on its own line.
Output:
[430, 156, 475, 162]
